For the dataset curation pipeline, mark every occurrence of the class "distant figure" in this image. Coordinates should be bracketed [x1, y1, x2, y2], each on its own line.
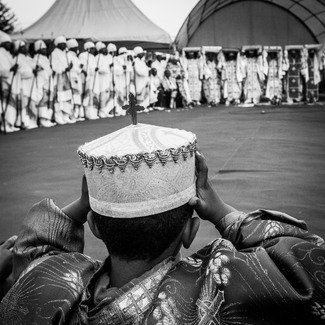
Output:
[264, 48, 284, 105]
[182, 50, 203, 105]
[13, 40, 38, 129]
[283, 47, 304, 104]
[51, 36, 74, 124]
[0, 33, 19, 133]
[33, 40, 55, 127]
[94, 42, 114, 118]
[304, 46, 323, 103]
[66, 39, 84, 120]
[133, 46, 150, 110]
[218, 50, 243, 106]
[242, 48, 264, 104]
[79, 41, 98, 119]
[202, 51, 222, 106]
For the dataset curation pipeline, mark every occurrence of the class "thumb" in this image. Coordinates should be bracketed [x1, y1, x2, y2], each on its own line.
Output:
[195, 151, 208, 188]
[188, 196, 205, 214]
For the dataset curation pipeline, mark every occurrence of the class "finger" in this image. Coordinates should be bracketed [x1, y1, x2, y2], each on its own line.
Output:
[188, 196, 199, 207]
[1, 235, 18, 250]
[195, 151, 208, 187]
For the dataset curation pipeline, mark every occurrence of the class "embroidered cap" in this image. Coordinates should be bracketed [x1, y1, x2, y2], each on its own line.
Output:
[78, 122, 197, 218]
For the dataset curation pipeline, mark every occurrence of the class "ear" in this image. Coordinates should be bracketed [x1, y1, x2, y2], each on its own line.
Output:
[182, 217, 200, 249]
[87, 211, 102, 240]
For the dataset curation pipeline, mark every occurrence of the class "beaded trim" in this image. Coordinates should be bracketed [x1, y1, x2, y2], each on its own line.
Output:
[78, 140, 197, 174]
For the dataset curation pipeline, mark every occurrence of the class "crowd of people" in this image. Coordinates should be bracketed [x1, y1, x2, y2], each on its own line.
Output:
[0, 32, 325, 133]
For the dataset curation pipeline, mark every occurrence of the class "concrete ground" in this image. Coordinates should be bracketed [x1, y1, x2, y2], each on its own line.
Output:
[1, 102, 325, 261]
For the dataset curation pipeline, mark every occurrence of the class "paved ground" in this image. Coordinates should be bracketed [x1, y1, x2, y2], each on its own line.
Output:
[1, 102, 325, 261]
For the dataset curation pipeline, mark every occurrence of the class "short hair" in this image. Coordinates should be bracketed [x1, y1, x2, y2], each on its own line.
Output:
[92, 204, 193, 261]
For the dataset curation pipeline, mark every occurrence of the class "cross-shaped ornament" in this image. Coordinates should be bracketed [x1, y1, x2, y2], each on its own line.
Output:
[122, 93, 145, 125]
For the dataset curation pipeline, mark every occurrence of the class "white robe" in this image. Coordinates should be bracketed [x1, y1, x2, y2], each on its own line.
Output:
[0, 48, 16, 126]
[79, 51, 97, 118]
[133, 57, 149, 108]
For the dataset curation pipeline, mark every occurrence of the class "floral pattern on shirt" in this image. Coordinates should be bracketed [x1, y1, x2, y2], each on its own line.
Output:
[206, 252, 231, 286]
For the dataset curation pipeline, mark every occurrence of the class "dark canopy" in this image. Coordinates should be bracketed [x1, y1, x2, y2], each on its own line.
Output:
[175, 0, 325, 50]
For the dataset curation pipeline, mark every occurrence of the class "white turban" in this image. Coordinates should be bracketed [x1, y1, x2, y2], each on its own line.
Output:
[107, 43, 117, 52]
[118, 47, 127, 55]
[14, 40, 25, 51]
[54, 35, 66, 46]
[134, 46, 144, 56]
[0, 31, 11, 44]
[67, 39, 78, 49]
[84, 41, 95, 51]
[34, 40, 46, 52]
[96, 41, 105, 51]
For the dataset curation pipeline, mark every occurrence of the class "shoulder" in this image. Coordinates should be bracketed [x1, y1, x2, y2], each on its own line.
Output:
[1, 252, 101, 323]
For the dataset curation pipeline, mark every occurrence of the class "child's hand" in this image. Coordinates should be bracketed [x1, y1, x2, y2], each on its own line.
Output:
[62, 175, 91, 224]
[189, 152, 236, 225]
[80, 174, 90, 211]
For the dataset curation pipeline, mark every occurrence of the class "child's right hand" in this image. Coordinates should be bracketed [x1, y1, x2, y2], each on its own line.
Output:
[188, 152, 237, 226]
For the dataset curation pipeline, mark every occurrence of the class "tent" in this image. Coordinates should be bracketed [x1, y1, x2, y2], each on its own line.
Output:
[175, 0, 325, 50]
[14, 0, 172, 51]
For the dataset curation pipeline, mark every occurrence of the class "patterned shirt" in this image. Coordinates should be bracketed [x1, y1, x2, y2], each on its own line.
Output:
[1, 199, 325, 324]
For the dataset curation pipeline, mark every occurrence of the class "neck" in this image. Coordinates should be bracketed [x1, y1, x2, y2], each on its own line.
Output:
[109, 240, 182, 288]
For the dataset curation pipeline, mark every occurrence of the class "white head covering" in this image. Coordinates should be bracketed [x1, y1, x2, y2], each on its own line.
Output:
[84, 41, 95, 51]
[96, 41, 105, 51]
[107, 43, 117, 52]
[67, 39, 78, 49]
[118, 47, 127, 55]
[134, 46, 144, 56]
[34, 40, 46, 52]
[78, 109, 197, 218]
[14, 40, 25, 51]
[0, 31, 11, 44]
[54, 35, 66, 46]
[128, 50, 135, 57]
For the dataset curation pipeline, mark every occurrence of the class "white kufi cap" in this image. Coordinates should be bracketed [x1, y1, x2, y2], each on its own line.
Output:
[84, 41, 95, 51]
[96, 41, 105, 51]
[34, 40, 46, 52]
[78, 109, 197, 218]
[0, 31, 11, 44]
[134, 46, 144, 56]
[67, 39, 78, 49]
[107, 43, 117, 52]
[54, 35, 66, 46]
[14, 40, 25, 51]
[118, 47, 127, 55]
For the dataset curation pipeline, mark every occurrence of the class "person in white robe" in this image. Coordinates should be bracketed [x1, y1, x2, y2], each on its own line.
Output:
[133, 46, 150, 110]
[33, 40, 55, 127]
[67, 39, 84, 120]
[218, 50, 243, 106]
[50, 36, 74, 125]
[182, 50, 203, 106]
[107, 43, 117, 58]
[161, 69, 177, 111]
[202, 51, 221, 106]
[0, 33, 19, 133]
[79, 41, 98, 120]
[113, 47, 132, 116]
[151, 53, 168, 84]
[93, 42, 113, 118]
[242, 48, 265, 104]
[263, 48, 284, 105]
[149, 67, 163, 110]
[13, 40, 38, 129]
